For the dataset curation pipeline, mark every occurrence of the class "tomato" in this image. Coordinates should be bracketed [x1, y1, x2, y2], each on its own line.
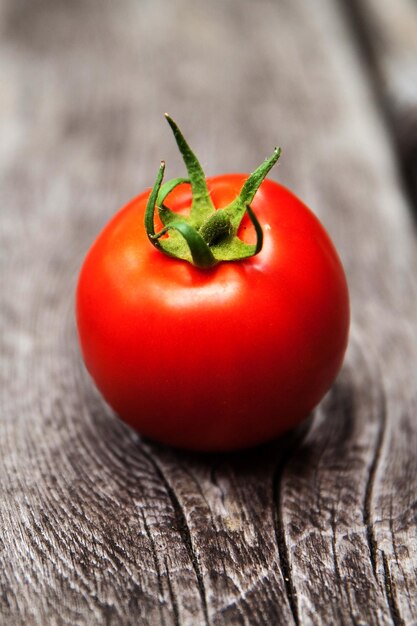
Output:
[76, 117, 349, 451]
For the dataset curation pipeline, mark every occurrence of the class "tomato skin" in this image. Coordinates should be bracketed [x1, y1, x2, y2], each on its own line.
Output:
[76, 175, 349, 451]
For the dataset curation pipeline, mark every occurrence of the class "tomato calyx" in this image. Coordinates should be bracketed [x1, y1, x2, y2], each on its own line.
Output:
[144, 114, 281, 269]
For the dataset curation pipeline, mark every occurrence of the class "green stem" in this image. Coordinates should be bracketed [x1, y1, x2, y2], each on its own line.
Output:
[245, 204, 263, 255]
[239, 148, 281, 206]
[165, 114, 215, 226]
[152, 221, 216, 268]
[145, 161, 165, 241]
[225, 147, 282, 230]
[144, 116, 282, 269]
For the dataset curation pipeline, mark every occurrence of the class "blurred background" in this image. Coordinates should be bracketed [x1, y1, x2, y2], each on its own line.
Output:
[1, 0, 416, 225]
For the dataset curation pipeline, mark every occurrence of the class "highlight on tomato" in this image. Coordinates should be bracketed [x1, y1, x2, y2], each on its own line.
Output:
[76, 115, 350, 451]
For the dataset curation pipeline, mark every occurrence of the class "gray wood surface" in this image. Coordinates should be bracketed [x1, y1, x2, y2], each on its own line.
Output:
[1, 0, 417, 624]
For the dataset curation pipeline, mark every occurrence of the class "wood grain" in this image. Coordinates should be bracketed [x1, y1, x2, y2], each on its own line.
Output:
[1, 0, 417, 624]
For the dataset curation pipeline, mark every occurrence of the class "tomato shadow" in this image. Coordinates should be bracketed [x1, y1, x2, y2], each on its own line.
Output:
[80, 368, 314, 482]
[140, 414, 314, 477]
[137, 364, 357, 480]
[81, 360, 357, 487]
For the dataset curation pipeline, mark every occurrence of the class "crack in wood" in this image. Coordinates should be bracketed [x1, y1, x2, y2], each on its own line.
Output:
[363, 376, 387, 582]
[164, 556, 180, 626]
[141, 448, 210, 626]
[330, 512, 343, 588]
[382, 552, 406, 626]
[140, 510, 167, 626]
[271, 427, 311, 626]
[272, 465, 299, 626]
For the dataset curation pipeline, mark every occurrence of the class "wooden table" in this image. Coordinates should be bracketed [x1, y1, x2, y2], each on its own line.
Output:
[1, 0, 417, 624]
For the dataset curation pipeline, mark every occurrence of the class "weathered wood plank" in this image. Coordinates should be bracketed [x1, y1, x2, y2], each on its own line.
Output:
[1, 0, 417, 624]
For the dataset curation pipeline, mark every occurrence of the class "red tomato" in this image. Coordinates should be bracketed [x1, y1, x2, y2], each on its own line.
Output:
[76, 174, 349, 451]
